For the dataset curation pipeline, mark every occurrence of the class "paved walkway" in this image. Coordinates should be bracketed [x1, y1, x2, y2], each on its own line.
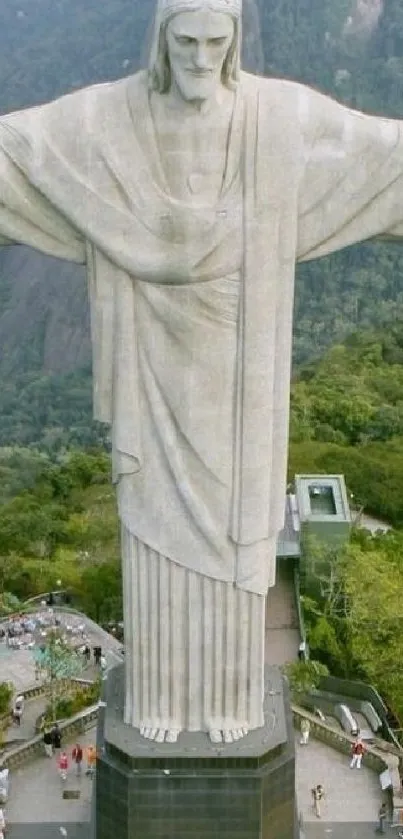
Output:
[265, 562, 300, 666]
[5, 727, 95, 835]
[4, 695, 47, 746]
[303, 825, 388, 838]
[296, 735, 382, 836]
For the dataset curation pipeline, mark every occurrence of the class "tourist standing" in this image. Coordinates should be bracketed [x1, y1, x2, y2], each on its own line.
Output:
[85, 744, 97, 777]
[311, 785, 325, 818]
[51, 723, 62, 752]
[350, 737, 366, 769]
[12, 695, 24, 726]
[43, 728, 53, 758]
[93, 646, 102, 666]
[58, 751, 69, 782]
[300, 718, 310, 745]
[72, 743, 83, 776]
[298, 640, 306, 661]
[376, 801, 387, 834]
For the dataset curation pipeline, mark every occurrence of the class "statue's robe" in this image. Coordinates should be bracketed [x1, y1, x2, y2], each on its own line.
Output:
[1, 70, 403, 731]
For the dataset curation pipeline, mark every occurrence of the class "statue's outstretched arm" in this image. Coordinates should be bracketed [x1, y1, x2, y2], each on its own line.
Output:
[297, 88, 403, 262]
[0, 106, 85, 263]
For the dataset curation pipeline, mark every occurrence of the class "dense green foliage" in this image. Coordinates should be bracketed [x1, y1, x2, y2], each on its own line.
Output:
[289, 322, 403, 727]
[0, 367, 108, 450]
[289, 324, 403, 525]
[44, 679, 101, 726]
[0, 448, 121, 624]
[300, 528, 403, 732]
[283, 659, 329, 696]
[0, 682, 13, 716]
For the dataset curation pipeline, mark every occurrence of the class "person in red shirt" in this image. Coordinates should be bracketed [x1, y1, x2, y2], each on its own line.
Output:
[58, 751, 69, 781]
[350, 736, 366, 769]
[72, 743, 83, 776]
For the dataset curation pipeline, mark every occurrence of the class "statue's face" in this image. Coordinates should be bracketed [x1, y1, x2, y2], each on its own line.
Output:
[166, 10, 235, 103]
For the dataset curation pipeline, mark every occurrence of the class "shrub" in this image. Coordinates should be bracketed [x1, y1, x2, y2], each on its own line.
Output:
[283, 659, 329, 696]
[0, 682, 13, 716]
[40, 679, 101, 726]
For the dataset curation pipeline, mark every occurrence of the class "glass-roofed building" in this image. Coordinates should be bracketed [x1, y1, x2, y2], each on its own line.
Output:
[276, 474, 351, 560]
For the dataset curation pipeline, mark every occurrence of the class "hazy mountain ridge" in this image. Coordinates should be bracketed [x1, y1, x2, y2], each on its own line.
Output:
[0, 248, 88, 376]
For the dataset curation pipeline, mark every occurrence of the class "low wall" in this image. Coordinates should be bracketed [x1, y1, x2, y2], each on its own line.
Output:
[319, 674, 401, 749]
[0, 704, 99, 772]
[0, 683, 48, 729]
[1, 701, 402, 818]
[0, 677, 96, 729]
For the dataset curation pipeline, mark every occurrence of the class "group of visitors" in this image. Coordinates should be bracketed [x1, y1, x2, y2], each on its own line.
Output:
[0, 740, 97, 839]
[81, 644, 107, 671]
[308, 732, 395, 832]
[55, 742, 97, 782]
[42, 724, 97, 780]
[42, 723, 62, 757]
[57, 743, 97, 781]
[309, 735, 367, 819]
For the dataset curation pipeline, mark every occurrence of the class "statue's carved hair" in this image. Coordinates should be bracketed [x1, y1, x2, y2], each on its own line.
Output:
[148, 15, 240, 93]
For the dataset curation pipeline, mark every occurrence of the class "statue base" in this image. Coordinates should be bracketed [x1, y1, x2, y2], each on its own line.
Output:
[93, 664, 296, 839]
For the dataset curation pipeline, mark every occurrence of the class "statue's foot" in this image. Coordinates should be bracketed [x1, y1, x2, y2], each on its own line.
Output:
[209, 727, 249, 744]
[140, 725, 180, 744]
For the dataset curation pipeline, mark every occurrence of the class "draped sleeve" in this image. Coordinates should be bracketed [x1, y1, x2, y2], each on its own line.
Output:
[297, 87, 403, 261]
[0, 105, 85, 262]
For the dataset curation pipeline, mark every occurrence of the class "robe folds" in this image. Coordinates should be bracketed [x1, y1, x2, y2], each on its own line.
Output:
[1, 71, 403, 596]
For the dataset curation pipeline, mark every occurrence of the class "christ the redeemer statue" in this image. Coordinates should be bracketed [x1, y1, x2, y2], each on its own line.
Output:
[1, 0, 403, 745]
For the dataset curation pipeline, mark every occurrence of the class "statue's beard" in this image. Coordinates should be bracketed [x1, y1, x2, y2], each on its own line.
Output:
[171, 69, 221, 104]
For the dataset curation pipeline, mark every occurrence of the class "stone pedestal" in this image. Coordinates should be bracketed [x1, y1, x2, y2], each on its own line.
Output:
[94, 664, 295, 839]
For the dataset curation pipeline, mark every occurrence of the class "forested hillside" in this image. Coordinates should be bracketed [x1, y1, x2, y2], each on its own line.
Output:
[0, 0, 402, 443]
[0, 448, 121, 622]
[289, 323, 403, 729]
[289, 323, 403, 525]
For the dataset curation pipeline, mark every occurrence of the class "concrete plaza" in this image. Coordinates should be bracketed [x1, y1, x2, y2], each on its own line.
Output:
[4, 727, 384, 836]
[296, 735, 384, 838]
[5, 728, 95, 836]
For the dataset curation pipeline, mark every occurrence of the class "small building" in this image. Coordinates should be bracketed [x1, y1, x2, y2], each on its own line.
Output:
[291, 474, 351, 599]
[295, 474, 351, 548]
[276, 474, 351, 562]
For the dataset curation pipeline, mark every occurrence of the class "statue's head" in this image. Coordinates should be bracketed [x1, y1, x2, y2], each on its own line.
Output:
[149, 0, 241, 101]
